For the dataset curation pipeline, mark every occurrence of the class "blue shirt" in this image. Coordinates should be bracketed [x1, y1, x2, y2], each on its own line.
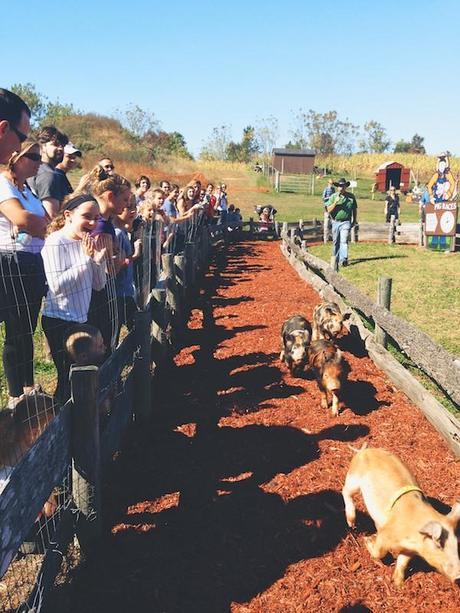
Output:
[161, 199, 178, 218]
[322, 185, 335, 204]
[114, 227, 135, 298]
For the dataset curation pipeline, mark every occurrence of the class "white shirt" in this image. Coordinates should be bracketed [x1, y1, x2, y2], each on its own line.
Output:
[0, 465, 13, 495]
[0, 174, 46, 254]
[42, 229, 107, 322]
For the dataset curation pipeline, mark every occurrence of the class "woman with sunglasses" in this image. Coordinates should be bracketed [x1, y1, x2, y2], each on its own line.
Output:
[0, 140, 50, 408]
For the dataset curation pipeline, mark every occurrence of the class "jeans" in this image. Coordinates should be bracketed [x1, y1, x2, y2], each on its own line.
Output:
[331, 220, 351, 264]
[0, 251, 46, 397]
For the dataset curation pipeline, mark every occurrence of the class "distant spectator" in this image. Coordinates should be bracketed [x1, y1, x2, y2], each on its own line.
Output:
[322, 179, 335, 208]
[216, 184, 228, 225]
[114, 195, 139, 342]
[0, 141, 49, 408]
[419, 186, 430, 220]
[159, 180, 171, 198]
[55, 142, 81, 194]
[235, 207, 242, 222]
[63, 323, 105, 367]
[135, 175, 151, 206]
[384, 186, 400, 223]
[162, 184, 179, 219]
[0, 88, 31, 164]
[28, 126, 70, 218]
[177, 184, 196, 215]
[75, 156, 115, 194]
[41, 193, 107, 402]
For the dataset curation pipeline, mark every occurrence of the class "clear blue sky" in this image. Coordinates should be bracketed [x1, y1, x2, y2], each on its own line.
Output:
[3, 0, 459, 156]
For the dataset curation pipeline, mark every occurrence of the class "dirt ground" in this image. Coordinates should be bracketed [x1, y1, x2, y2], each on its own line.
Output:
[58, 240, 460, 613]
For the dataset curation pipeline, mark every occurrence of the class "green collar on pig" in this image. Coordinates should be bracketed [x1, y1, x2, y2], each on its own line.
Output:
[389, 485, 424, 511]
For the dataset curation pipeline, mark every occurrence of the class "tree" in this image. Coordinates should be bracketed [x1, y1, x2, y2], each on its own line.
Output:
[359, 120, 390, 153]
[117, 104, 159, 141]
[43, 100, 79, 125]
[200, 124, 232, 160]
[254, 115, 279, 156]
[144, 130, 193, 161]
[394, 134, 425, 154]
[10, 82, 47, 127]
[290, 109, 359, 154]
[225, 126, 260, 163]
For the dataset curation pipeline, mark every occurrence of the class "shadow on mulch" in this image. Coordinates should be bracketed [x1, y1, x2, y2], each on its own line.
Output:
[51, 242, 372, 612]
[342, 380, 389, 417]
[337, 329, 369, 359]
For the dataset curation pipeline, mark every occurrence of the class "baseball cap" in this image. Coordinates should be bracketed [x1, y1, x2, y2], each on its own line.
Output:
[64, 142, 81, 156]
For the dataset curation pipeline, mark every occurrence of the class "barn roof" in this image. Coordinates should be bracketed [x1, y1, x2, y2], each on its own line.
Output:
[273, 148, 316, 157]
[376, 160, 404, 171]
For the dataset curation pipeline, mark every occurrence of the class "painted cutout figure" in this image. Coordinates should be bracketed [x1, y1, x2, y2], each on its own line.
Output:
[427, 153, 456, 204]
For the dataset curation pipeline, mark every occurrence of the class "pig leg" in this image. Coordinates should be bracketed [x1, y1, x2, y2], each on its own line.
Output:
[393, 554, 412, 587]
[331, 392, 339, 416]
[342, 473, 360, 528]
[364, 532, 389, 560]
[280, 349, 285, 362]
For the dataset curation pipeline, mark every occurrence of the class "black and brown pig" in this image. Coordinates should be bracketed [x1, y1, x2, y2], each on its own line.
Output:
[312, 301, 349, 342]
[280, 315, 311, 376]
[308, 339, 347, 416]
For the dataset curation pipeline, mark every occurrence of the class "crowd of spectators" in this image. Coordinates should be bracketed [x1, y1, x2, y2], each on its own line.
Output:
[0, 87, 241, 419]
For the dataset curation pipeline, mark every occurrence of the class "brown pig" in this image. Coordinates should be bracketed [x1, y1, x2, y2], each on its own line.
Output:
[308, 339, 347, 416]
[342, 446, 460, 586]
[311, 301, 349, 342]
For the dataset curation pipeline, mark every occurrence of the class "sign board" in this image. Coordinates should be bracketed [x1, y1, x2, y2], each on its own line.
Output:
[424, 153, 458, 252]
[424, 201, 458, 251]
[349, 180, 357, 188]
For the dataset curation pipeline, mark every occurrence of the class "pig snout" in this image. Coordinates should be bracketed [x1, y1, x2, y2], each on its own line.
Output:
[322, 370, 341, 393]
[291, 346, 307, 363]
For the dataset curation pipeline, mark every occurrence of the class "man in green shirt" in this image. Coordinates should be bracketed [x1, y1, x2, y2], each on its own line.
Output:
[326, 178, 357, 267]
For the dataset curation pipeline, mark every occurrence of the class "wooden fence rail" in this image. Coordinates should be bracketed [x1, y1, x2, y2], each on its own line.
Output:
[0, 221, 212, 611]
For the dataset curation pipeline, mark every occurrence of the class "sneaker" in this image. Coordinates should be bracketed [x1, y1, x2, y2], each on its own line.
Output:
[341, 259, 348, 267]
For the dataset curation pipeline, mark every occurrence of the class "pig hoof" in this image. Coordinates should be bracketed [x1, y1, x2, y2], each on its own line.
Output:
[331, 407, 339, 417]
[364, 536, 377, 557]
[346, 516, 356, 529]
[392, 572, 405, 588]
[321, 398, 328, 409]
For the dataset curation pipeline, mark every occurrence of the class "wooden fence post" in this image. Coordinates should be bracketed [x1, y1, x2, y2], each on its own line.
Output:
[351, 223, 359, 243]
[388, 215, 396, 244]
[185, 242, 196, 291]
[274, 220, 280, 237]
[419, 214, 425, 247]
[275, 170, 280, 192]
[330, 255, 338, 272]
[150, 288, 169, 362]
[375, 276, 392, 348]
[323, 212, 330, 243]
[133, 309, 153, 421]
[282, 221, 288, 237]
[70, 365, 101, 551]
[162, 252, 182, 325]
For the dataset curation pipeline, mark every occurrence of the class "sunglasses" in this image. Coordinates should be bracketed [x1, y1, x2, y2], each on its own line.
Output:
[10, 123, 28, 144]
[22, 152, 41, 162]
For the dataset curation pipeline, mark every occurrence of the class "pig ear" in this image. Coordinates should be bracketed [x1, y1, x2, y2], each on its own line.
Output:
[447, 501, 460, 524]
[419, 521, 445, 549]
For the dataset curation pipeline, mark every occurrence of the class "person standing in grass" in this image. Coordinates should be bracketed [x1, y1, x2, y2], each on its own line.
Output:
[384, 186, 400, 223]
[322, 178, 335, 209]
[326, 178, 357, 267]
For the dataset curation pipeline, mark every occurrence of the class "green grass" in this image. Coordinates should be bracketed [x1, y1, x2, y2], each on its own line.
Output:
[309, 242, 460, 356]
[233, 172, 421, 223]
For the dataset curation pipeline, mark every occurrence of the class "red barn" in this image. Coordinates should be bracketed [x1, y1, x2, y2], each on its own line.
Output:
[375, 161, 411, 193]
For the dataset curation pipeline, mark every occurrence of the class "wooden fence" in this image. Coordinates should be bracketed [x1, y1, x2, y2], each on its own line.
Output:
[280, 232, 460, 458]
[0, 218, 211, 612]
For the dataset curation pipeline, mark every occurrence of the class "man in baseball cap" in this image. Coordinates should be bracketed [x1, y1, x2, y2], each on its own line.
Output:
[55, 142, 82, 195]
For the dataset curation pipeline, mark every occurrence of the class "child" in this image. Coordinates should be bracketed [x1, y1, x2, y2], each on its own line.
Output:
[41, 193, 107, 404]
[259, 206, 271, 232]
[63, 324, 113, 421]
[114, 194, 140, 342]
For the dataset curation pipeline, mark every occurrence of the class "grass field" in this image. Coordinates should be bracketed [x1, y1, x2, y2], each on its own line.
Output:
[309, 242, 460, 356]
[224, 171, 421, 223]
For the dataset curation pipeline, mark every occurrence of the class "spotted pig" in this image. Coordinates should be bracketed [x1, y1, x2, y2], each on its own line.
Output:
[311, 301, 349, 342]
[280, 315, 311, 376]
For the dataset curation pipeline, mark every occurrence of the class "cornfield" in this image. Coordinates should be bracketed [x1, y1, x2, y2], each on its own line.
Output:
[316, 153, 460, 182]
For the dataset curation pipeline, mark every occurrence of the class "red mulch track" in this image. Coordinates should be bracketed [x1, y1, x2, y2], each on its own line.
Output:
[60, 241, 460, 613]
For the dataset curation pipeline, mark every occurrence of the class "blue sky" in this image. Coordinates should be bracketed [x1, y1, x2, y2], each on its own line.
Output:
[3, 0, 459, 156]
